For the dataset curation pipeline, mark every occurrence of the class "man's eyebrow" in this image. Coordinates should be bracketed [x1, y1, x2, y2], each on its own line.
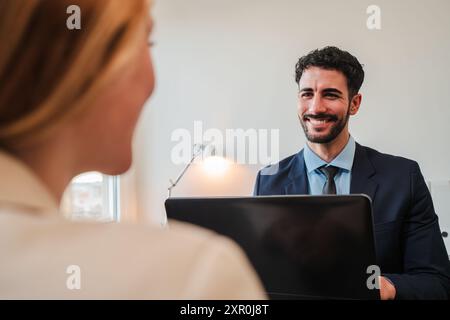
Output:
[299, 88, 314, 93]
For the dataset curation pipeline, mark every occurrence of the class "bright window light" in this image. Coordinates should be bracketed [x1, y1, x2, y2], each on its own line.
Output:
[61, 172, 120, 222]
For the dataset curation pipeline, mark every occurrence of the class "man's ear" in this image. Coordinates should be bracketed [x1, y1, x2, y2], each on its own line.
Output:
[349, 94, 362, 115]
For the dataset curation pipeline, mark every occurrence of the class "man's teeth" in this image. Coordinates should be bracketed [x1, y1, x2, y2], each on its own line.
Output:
[309, 118, 329, 124]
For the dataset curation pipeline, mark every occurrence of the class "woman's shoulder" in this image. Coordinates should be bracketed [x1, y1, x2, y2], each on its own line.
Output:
[3, 209, 236, 257]
[0, 209, 265, 299]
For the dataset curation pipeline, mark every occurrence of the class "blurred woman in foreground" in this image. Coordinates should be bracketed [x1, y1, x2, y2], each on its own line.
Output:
[0, 0, 264, 299]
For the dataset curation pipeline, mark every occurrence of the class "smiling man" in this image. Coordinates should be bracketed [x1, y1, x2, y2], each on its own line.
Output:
[254, 46, 450, 300]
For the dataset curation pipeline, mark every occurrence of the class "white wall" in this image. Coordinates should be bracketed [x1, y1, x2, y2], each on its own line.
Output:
[130, 0, 450, 227]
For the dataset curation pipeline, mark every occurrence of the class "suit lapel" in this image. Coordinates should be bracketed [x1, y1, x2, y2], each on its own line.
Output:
[350, 143, 378, 202]
[284, 150, 309, 195]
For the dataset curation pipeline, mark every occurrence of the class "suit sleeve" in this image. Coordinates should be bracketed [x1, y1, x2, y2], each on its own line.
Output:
[383, 162, 450, 299]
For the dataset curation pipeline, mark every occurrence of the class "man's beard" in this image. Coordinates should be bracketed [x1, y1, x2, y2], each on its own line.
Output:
[299, 106, 350, 144]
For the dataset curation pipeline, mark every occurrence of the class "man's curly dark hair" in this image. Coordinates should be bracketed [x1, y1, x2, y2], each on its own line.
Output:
[295, 46, 365, 98]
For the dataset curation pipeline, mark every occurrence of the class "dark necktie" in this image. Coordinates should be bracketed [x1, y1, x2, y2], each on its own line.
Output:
[320, 166, 339, 195]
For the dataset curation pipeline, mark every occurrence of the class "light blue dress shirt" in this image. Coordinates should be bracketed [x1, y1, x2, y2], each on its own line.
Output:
[303, 136, 356, 195]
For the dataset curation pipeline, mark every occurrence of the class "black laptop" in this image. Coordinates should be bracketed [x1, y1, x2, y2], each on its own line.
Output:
[165, 195, 379, 300]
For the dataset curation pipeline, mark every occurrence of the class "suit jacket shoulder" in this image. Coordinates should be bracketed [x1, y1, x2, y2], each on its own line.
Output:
[254, 144, 423, 197]
[254, 152, 301, 196]
[361, 145, 420, 175]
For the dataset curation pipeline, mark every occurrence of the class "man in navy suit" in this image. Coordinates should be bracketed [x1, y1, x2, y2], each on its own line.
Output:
[254, 46, 450, 299]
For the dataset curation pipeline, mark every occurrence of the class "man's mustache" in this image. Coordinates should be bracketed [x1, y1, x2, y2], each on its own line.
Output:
[302, 113, 338, 121]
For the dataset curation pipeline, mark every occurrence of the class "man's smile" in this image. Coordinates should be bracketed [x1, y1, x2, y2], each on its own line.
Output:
[303, 114, 337, 130]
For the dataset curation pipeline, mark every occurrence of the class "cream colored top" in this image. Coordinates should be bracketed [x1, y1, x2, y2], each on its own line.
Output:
[0, 152, 265, 299]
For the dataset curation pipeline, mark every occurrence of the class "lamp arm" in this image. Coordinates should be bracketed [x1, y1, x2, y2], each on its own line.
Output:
[167, 145, 207, 198]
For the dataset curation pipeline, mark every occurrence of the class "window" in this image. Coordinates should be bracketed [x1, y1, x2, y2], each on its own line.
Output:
[61, 172, 120, 222]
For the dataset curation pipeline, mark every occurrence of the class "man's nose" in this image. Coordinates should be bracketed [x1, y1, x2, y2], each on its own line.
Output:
[309, 96, 327, 114]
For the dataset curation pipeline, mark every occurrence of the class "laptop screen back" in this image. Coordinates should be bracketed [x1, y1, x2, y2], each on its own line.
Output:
[165, 195, 379, 300]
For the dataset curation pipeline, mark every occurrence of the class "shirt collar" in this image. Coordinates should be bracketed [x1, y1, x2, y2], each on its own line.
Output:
[0, 151, 59, 215]
[303, 135, 356, 173]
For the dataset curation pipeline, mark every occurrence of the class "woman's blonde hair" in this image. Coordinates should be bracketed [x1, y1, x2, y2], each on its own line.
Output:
[0, 0, 150, 149]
